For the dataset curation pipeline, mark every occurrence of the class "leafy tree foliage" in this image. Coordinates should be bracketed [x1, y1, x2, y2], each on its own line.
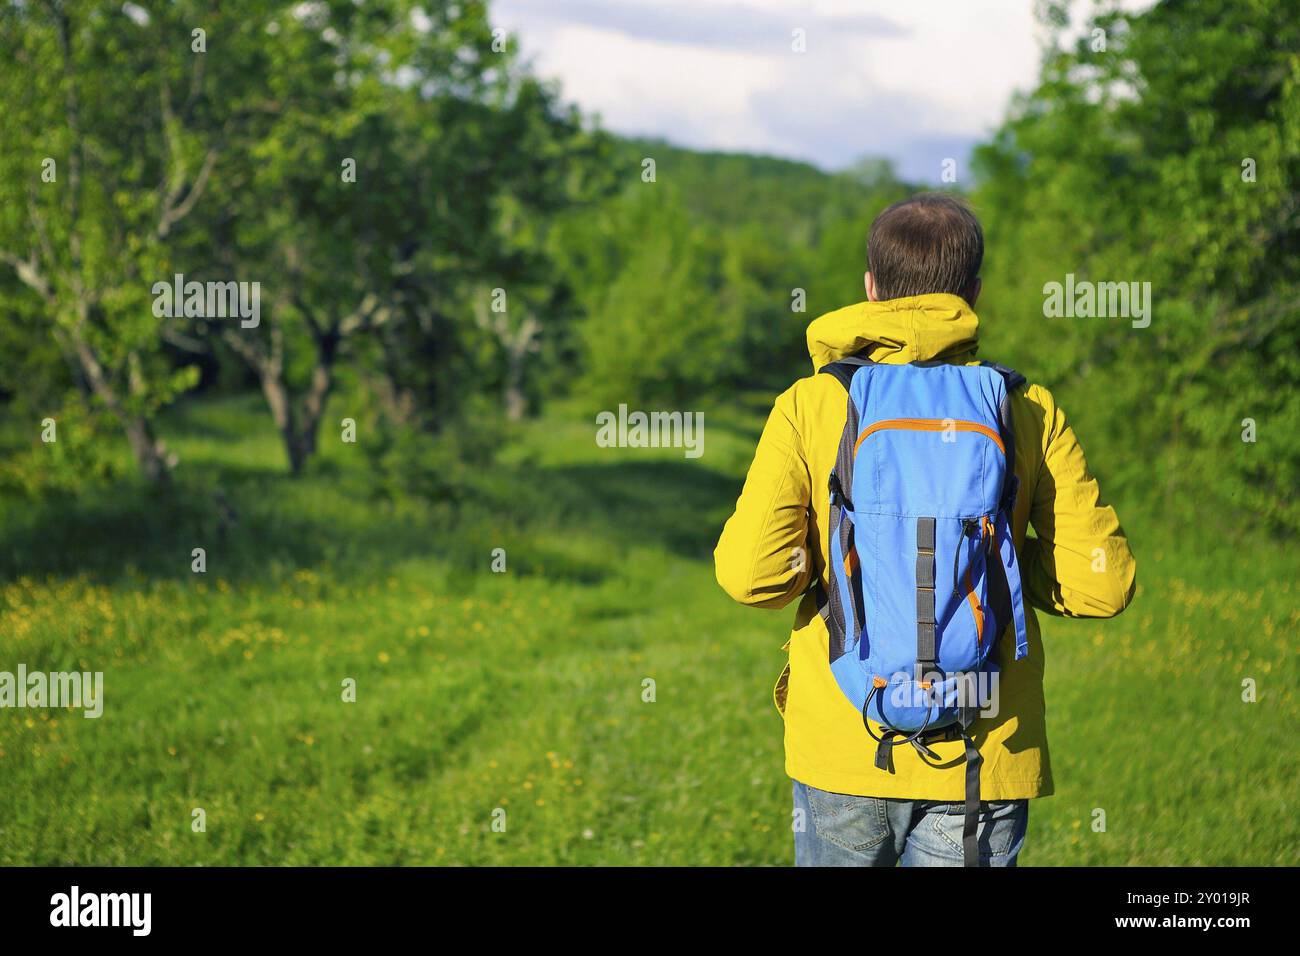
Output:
[0, 0, 233, 481]
[552, 139, 910, 405]
[974, 0, 1300, 533]
[0, 1, 611, 478]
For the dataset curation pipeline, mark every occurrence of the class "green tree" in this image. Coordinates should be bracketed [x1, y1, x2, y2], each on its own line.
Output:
[553, 184, 744, 406]
[0, 0, 247, 481]
[201, 1, 608, 472]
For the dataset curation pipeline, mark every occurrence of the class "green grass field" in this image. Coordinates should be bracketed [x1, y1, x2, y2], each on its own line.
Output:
[0, 393, 1295, 865]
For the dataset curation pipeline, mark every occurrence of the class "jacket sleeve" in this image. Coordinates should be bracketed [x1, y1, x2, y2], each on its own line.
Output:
[1021, 393, 1136, 618]
[714, 393, 814, 608]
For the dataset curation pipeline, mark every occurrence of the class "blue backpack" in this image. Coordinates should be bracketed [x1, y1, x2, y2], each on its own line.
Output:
[819, 356, 1030, 866]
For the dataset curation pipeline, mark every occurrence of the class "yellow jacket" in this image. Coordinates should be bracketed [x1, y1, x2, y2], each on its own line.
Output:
[714, 295, 1136, 799]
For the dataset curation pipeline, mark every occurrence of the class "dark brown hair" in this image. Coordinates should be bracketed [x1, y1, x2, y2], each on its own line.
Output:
[866, 192, 983, 302]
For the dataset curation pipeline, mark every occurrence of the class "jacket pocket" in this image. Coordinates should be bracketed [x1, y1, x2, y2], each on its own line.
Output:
[773, 638, 791, 716]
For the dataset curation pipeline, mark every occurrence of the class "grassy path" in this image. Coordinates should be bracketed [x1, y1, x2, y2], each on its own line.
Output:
[0, 395, 1294, 864]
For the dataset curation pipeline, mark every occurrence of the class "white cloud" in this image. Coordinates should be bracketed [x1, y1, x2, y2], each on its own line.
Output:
[492, 0, 1154, 182]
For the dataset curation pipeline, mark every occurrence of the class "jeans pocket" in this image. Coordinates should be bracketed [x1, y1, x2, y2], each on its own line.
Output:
[806, 787, 890, 853]
[931, 799, 1028, 858]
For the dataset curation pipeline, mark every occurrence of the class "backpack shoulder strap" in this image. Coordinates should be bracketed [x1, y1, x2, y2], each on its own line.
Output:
[978, 359, 1026, 394]
[814, 353, 873, 652]
[979, 360, 1026, 507]
[980, 360, 1031, 662]
[819, 354, 875, 391]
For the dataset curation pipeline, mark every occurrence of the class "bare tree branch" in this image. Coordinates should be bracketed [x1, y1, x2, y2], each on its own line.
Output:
[157, 143, 220, 240]
[220, 325, 267, 371]
[161, 325, 209, 354]
[338, 292, 382, 337]
[54, 1, 85, 299]
[292, 292, 330, 342]
[0, 248, 55, 303]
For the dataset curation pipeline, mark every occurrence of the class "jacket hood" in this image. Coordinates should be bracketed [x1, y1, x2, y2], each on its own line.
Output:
[806, 294, 980, 372]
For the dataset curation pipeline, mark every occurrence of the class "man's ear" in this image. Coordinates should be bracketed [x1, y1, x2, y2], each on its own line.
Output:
[968, 277, 982, 308]
[865, 271, 880, 302]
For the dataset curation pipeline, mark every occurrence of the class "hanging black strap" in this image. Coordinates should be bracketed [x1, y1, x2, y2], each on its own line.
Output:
[874, 731, 900, 772]
[909, 736, 940, 761]
[959, 728, 983, 867]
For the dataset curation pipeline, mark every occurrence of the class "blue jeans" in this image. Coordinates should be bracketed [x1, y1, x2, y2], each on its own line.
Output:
[792, 780, 1029, 867]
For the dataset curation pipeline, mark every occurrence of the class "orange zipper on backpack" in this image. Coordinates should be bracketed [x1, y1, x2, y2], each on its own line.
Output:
[963, 516, 995, 646]
[963, 563, 985, 646]
[853, 418, 1005, 456]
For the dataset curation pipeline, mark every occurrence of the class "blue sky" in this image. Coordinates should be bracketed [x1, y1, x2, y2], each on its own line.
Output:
[491, 0, 1056, 184]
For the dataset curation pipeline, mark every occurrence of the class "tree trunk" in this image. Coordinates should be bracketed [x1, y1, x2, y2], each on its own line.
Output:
[505, 313, 538, 422]
[67, 326, 173, 484]
[295, 354, 334, 469]
[503, 351, 527, 422]
[258, 374, 303, 475]
[122, 414, 172, 484]
[254, 345, 334, 476]
[473, 306, 538, 424]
